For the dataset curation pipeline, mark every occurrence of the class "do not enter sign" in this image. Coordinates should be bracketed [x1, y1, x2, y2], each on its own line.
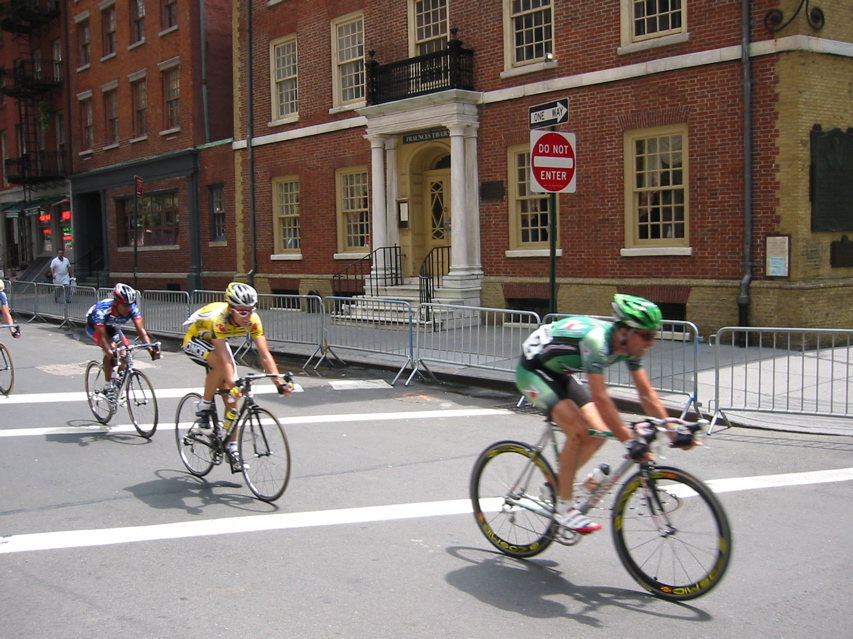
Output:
[530, 130, 576, 193]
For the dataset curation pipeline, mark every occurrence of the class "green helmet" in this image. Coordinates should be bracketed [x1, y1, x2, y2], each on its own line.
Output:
[612, 294, 662, 331]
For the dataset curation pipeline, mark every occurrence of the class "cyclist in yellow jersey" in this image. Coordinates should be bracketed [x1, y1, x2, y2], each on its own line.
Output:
[182, 282, 291, 472]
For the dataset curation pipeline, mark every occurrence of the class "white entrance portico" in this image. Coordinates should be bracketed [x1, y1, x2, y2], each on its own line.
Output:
[358, 90, 484, 306]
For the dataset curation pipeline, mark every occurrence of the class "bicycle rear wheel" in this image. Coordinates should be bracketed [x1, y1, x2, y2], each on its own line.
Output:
[238, 407, 291, 502]
[0, 342, 14, 395]
[175, 392, 216, 476]
[126, 370, 159, 438]
[612, 466, 732, 601]
[470, 441, 558, 558]
[84, 360, 115, 423]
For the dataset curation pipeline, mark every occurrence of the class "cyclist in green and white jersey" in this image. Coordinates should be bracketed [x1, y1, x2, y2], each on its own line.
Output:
[516, 294, 682, 534]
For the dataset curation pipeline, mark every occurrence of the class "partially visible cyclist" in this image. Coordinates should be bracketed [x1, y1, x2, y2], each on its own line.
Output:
[86, 283, 160, 400]
[516, 294, 693, 535]
[0, 280, 21, 339]
[182, 282, 292, 472]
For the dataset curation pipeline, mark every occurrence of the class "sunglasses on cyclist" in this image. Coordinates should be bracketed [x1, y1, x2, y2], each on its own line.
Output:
[634, 330, 657, 342]
[231, 307, 255, 317]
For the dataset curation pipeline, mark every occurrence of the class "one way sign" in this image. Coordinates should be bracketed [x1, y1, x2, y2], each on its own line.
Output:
[529, 98, 569, 129]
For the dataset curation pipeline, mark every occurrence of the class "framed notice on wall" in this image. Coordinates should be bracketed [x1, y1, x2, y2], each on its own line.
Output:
[766, 235, 790, 277]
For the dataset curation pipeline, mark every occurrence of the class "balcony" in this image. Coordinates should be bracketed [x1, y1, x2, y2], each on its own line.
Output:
[0, 58, 63, 98]
[366, 30, 474, 106]
[0, 0, 60, 33]
[5, 151, 66, 185]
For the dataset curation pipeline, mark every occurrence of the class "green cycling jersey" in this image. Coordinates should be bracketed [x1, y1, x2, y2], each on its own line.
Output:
[520, 315, 644, 375]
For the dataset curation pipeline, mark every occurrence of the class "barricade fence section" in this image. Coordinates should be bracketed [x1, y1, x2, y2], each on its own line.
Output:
[254, 293, 324, 367]
[410, 304, 541, 385]
[140, 290, 191, 336]
[710, 327, 853, 432]
[320, 296, 415, 384]
[542, 313, 702, 417]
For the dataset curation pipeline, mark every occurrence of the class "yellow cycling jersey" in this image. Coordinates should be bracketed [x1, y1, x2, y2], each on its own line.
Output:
[182, 302, 264, 346]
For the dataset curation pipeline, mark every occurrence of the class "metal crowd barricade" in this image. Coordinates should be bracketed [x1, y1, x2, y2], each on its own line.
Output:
[255, 293, 324, 368]
[541, 313, 701, 418]
[709, 327, 853, 433]
[320, 296, 416, 384]
[66, 285, 100, 326]
[140, 290, 191, 336]
[409, 304, 541, 386]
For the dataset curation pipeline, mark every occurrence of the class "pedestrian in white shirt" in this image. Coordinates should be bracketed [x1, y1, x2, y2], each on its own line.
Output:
[48, 248, 73, 302]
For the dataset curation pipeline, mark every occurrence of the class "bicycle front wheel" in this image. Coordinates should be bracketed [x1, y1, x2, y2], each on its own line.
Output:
[0, 342, 14, 395]
[612, 466, 732, 601]
[175, 392, 216, 477]
[238, 407, 291, 502]
[470, 441, 558, 558]
[84, 360, 115, 423]
[126, 370, 159, 438]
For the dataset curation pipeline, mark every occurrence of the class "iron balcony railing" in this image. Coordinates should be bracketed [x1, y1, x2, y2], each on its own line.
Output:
[0, 58, 63, 97]
[5, 151, 66, 183]
[366, 30, 474, 106]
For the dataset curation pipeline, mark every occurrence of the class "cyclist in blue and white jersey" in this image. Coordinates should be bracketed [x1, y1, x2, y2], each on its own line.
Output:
[86, 283, 160, 397]
[0, 280, 21, 338]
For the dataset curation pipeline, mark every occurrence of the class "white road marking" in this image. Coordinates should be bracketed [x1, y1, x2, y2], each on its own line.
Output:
[0, 385, 302, 405]
[0, 408, 513, 437]
[1, 467, 851, 555]
[328, 380, 391, 390]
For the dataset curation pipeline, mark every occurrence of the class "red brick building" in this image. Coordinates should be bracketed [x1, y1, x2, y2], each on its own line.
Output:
[64, 0, 234, 291]
[235, 0, 853, 332]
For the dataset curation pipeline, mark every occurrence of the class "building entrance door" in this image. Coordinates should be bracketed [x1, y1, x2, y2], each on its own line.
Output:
[424, 169, 450, 258]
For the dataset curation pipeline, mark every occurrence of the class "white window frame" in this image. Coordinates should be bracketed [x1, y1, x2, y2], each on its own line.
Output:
[502, 0, 554, 75]
[622, 124, 690, 251]
[272, 176, 301, 257]
[619, 0, 687, 52]
[336, 166, 370, 253]
[270, 35, 298, 125]
[408, 0, 449, 57]
[330, 12, 365, 110]
[506, 143, 558, 254]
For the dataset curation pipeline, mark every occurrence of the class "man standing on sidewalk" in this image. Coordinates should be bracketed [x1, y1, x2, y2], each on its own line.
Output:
[48, 247, 73, 303]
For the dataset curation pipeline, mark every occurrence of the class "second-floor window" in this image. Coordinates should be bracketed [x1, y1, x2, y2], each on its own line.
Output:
[163, 0, 178, 31]
[102, 5, 117, 58]
[332, 13, 364, 107]
[412, 0, 448, 55]
[78, 19, 91, 68]
[272, 37, 298, 120]
[506, 0, 553, 68]
[80, 98, 94, 151]
[131, 0, 146, 45]
[132, 78, 148, 137]
[104, 89, 119, 145]
[163, 67, 180, 129]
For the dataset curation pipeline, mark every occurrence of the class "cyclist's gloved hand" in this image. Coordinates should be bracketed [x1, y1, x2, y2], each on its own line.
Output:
[150, 346, 161, 360]
[625, 439, 650, 462]
[11, 328, 20, 338]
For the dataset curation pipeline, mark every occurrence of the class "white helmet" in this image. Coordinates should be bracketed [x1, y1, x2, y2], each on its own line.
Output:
[225, 282, 257, 307]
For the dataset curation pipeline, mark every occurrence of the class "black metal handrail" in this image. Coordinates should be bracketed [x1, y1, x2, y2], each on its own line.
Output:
[418, 246, 450, 306]
[0, 58, 63, 96]
[366, 29, 474, 106]
[332, 246, 403, 297]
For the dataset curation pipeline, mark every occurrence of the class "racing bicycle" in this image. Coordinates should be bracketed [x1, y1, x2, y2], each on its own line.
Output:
[84, 341, 162, 437]
[0, 323, 19, 395]
[470, 418, 732, 601]
[174, 373, 293, 502]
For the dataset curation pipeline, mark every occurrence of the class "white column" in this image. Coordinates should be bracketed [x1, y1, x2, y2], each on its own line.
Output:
[384, 135, 400, 257]
[366, 133, 387, 279]
[464, 123, 483, 277]
[446, 124, 467, 279]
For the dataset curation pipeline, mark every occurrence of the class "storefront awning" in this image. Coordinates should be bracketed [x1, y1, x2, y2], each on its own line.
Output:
[1, 195, 68, 219]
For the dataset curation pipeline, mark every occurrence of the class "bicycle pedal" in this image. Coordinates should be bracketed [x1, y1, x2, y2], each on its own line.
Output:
[554, 527, 583, 546]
